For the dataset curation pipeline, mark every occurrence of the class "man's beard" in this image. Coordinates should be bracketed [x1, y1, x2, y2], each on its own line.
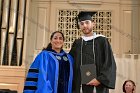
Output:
[83, 28, 93, 34]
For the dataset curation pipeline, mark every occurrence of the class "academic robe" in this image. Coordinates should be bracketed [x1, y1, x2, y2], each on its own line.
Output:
[23, 50, 74, 93]
[69, 36, 116, 93]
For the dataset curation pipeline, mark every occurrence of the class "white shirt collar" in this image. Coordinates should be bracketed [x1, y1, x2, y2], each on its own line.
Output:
[81, 33, 105, 41]
[81, 35, 93, 41]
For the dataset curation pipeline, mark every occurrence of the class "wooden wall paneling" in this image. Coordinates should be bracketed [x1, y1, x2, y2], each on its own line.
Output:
[23, 1, 50, 67]
[0, 66, 26, 92]
[132, 6, 139, 54]
[120, 5, 132, 54]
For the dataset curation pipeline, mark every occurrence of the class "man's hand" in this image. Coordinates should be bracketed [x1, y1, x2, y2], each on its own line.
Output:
[86, 78, 100, 86]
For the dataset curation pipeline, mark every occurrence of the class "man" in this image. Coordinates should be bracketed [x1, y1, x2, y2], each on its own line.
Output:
[69, 11, 116, 93]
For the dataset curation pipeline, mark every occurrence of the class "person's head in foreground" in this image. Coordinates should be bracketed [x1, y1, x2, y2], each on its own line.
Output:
[123, 80, 136, 93]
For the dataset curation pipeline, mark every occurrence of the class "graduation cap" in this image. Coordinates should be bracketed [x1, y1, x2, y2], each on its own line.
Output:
[75, 11, 97, 29]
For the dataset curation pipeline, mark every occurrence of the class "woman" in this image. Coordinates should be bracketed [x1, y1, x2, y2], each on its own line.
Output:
[23, 31, 74, 93]
[122, 80, 136, 93]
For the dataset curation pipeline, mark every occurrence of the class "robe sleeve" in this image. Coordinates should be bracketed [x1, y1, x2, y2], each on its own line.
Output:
[69, 40, 79, 93]
[23, 51, 53, 93]
[96, 37, 116, 89]
[69, 40, 77, 58]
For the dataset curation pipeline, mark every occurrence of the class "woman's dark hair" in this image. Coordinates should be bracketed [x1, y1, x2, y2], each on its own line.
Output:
[123, 80, 136, 93]
[43, 31, 65, 50]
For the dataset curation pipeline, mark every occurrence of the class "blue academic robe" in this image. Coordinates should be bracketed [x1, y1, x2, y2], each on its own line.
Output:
[23, 50, 74, 93]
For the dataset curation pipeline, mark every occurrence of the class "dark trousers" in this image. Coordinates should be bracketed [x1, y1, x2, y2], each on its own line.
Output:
[82, 84, 94, 93]
[82, 84, 109, 93]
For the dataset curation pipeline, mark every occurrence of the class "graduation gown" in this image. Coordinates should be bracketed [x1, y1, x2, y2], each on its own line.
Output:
[69, 36, 116, 93]
[24, 50, 74, 93]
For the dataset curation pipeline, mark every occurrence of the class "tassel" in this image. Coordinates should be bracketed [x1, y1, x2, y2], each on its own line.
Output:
[80, 85, 83, 93]
[93, 87, 96, 93]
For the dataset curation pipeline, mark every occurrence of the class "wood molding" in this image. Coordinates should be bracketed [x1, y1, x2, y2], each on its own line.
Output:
[0, 66, 26, 93]
[68, 0, 102, 5]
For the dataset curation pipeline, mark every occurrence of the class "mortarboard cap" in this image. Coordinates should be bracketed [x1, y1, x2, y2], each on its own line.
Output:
[77, 11, 96, 22]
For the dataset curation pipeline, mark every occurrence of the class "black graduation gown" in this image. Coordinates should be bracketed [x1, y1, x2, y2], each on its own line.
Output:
[69, 36, 116, 93]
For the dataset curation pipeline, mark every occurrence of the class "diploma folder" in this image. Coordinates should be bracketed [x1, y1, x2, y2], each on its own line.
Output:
[80, 64, 97, 84]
